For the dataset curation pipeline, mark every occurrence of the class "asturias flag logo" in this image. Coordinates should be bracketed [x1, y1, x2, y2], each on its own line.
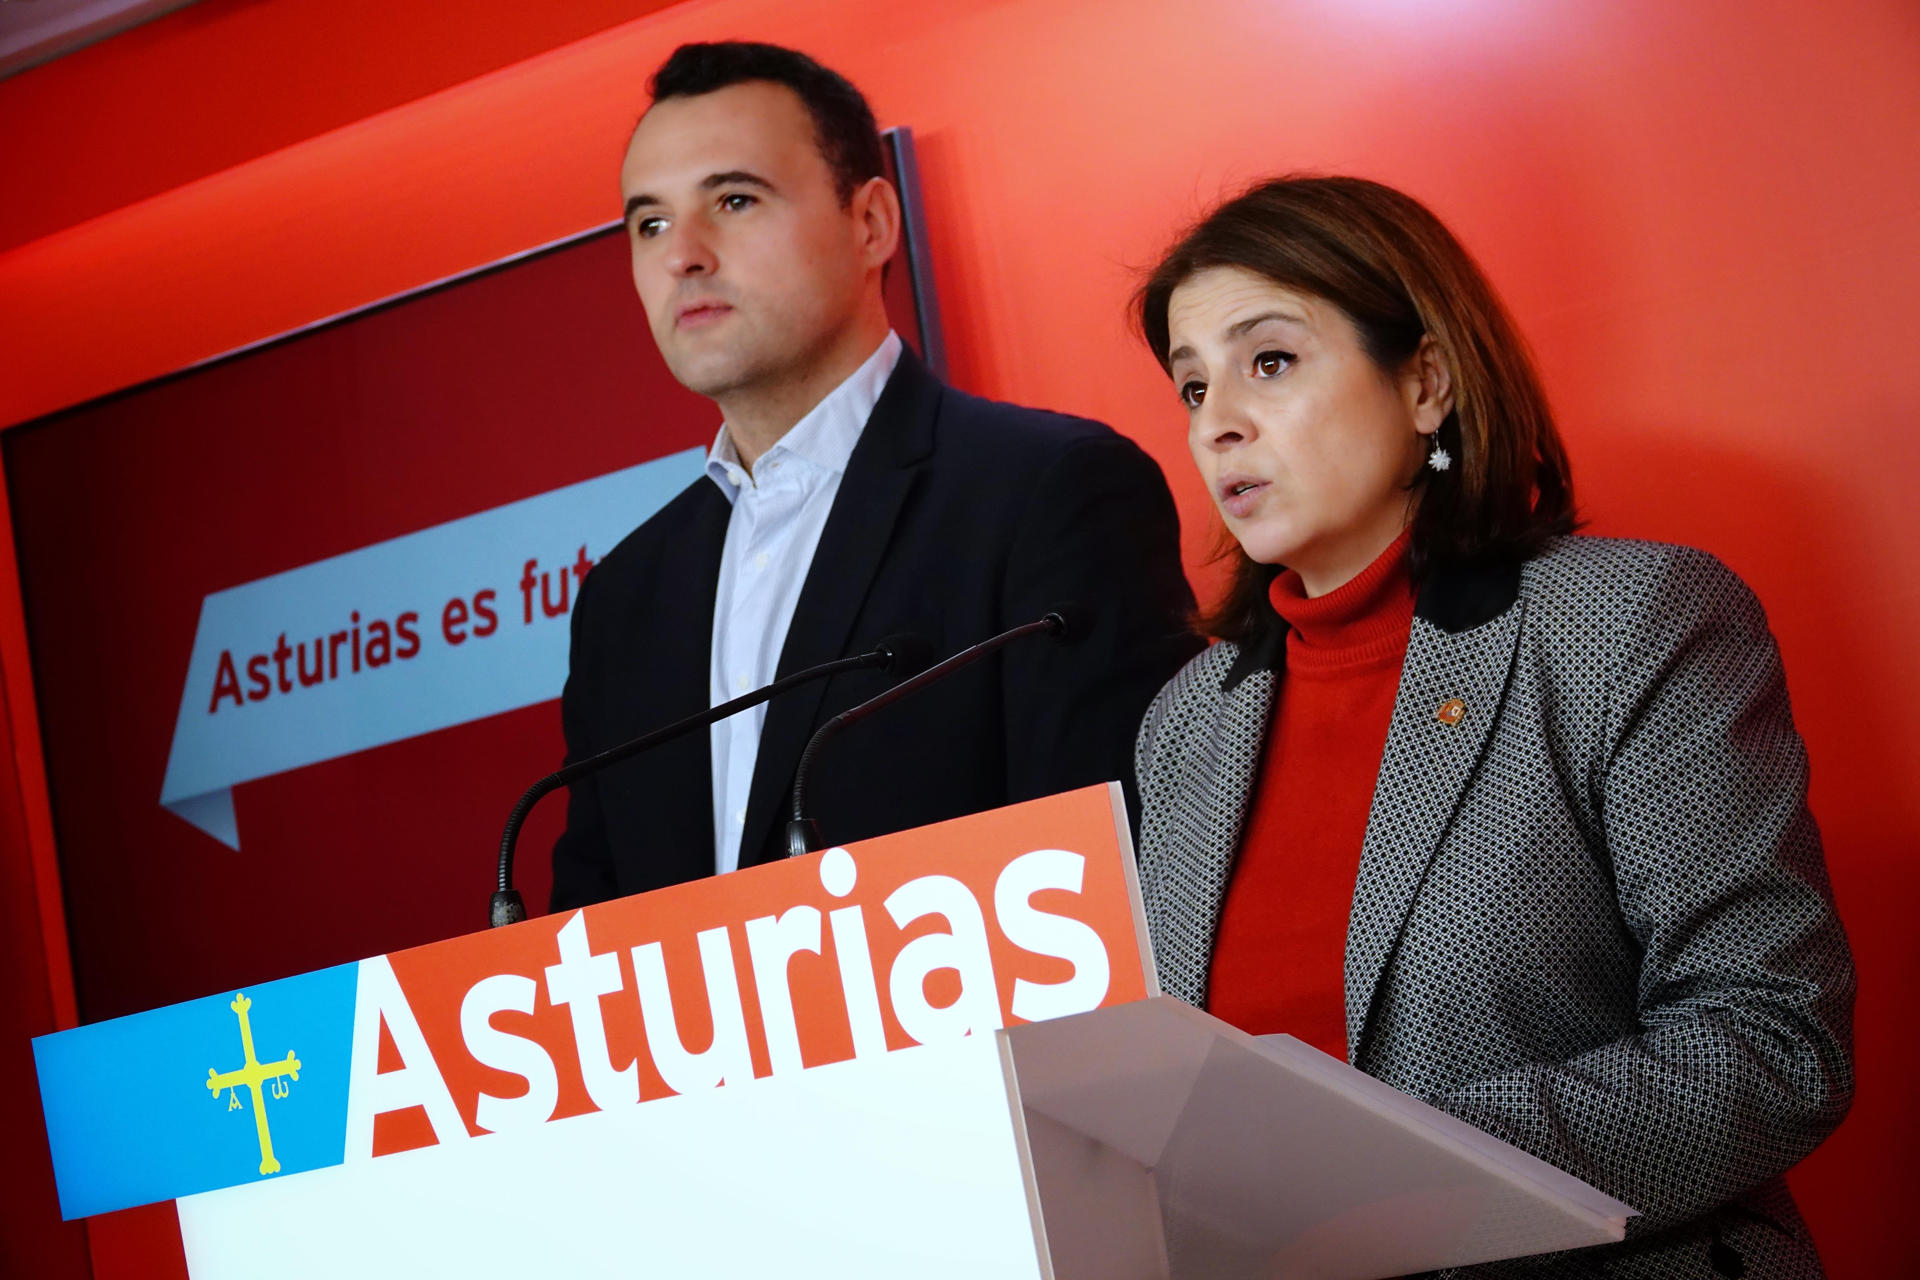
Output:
[34, 963, 358, 1220]
[206, 993, 303, 1176]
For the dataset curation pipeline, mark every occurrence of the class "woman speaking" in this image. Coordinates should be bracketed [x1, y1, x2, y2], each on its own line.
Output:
[1131, 177, 1853, 1278]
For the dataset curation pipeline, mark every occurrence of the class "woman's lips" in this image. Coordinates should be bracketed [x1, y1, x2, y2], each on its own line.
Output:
[1218, 477, 1269, 519]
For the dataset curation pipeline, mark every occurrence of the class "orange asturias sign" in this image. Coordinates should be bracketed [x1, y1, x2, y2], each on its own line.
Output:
[358, 784, 1153, 1156]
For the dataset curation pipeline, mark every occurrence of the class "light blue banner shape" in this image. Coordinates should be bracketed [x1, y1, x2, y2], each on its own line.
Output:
[33, 962, 359, 1219]
[160, 450, 704, 849]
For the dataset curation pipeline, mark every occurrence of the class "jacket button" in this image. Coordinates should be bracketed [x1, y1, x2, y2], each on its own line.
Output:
[1436, 698, 1467, 725]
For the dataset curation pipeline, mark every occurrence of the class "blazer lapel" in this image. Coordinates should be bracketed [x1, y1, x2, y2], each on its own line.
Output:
[647, 486, 729, 723]
[1154, 660, 1278, 1007]
[1345, 583, 1525, 1062]
[736, 353, 941, 869]
[621, 484, 729, 888]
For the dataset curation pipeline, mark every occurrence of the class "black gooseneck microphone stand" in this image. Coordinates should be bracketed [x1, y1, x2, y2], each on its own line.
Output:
[783, 606, 1085, 859]
[490, 633, 931, 927]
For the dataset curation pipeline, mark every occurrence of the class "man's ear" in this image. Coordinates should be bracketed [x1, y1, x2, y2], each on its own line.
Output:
[851, 176, 902, 270]
[1408, 334, 1456, 436]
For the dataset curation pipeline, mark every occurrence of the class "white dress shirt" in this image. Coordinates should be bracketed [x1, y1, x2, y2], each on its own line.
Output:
[706, 331, 903, 874]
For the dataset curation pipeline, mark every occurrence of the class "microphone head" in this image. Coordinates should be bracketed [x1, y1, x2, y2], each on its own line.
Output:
[1040, 602, 1091, 644]
[873, 632, 935, 678]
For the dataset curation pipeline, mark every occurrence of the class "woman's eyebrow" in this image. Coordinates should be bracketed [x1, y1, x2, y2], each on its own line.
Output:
[1168, 308, 1308, 364]
[1226, 309, 1307, 338]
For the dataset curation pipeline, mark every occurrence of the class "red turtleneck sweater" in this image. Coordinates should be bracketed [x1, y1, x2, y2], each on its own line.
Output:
[1205, 533, 1416, 1060]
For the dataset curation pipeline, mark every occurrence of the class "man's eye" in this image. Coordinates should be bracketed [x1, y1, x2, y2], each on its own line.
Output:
[1178, 380, 1207, 410]
[633, 216, 667, 239]
[1253, 350, 1295, 377]
[718, 193, 757, 213]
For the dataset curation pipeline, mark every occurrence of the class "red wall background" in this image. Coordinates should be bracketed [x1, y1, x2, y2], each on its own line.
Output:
[3, 0, 1914, 1274]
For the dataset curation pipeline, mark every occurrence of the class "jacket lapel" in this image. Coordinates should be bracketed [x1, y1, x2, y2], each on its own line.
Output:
[736, 352, 941, 869]
[617, 484, 729, 889]
[1345, 564, 1525, 1062]
[1154, 657, 1279, 1007]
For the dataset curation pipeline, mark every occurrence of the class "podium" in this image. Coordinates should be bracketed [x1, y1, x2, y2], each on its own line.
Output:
[35, 784, 1632, 1278]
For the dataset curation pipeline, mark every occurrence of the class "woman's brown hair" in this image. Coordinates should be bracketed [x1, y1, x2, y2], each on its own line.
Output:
[1136, 175, 1576, 643]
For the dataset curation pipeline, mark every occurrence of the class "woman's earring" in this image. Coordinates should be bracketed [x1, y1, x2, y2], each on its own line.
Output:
[1426, 437, 1452, 472]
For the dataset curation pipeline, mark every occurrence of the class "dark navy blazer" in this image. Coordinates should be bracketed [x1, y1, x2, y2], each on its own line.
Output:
[550, 350, 1201, 908]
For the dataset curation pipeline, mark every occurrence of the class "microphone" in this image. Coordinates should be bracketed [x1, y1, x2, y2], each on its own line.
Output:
[491, 632, 933, 927]
[783, 605, 1088, 859]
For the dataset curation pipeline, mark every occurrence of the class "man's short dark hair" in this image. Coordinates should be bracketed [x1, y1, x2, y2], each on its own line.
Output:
[649, 42, 885, 205]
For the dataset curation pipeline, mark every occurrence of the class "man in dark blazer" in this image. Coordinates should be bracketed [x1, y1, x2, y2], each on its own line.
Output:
[550, 42, 1198, 909]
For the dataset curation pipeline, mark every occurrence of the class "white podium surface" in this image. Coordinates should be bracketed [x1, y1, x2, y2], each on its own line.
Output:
[178, 996, 1631, 1280]
[178, 1031, 1050, 1279]
[1007, 997, 1633, 1279]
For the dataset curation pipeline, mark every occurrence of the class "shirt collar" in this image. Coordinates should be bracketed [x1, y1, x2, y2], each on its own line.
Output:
[704, 331, 903, 503]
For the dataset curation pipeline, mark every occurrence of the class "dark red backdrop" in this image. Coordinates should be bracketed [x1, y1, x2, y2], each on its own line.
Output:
[7, 220, 929, 1025]
[5, 230, 702, 1021]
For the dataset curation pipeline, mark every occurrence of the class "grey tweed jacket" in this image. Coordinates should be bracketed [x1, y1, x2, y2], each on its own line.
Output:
[1133, 536, 1854, 1279]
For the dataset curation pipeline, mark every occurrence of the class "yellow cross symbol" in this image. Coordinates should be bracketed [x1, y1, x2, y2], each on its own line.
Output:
[206, 993, 301, 1176]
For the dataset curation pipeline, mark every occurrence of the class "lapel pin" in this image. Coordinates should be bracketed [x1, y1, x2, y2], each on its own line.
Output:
[1436, 698, 1467, 726]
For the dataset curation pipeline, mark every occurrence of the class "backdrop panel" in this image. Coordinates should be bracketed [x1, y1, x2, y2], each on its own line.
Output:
[5, 207, 934, 1027]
